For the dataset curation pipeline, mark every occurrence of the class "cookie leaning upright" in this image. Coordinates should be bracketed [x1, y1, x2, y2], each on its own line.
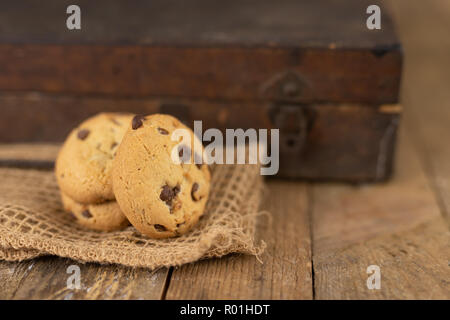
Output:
[56, 113, 134, 204]
[112, 114, 211, 239]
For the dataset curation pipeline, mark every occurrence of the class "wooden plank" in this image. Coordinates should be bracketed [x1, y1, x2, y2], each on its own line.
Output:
[0, 45, 401, 104]
[0, 93, 399, 182]
[388, 0, 450, 223]
[311, 127, 450, 299]
[165, 182, 313, 299]
[0, 0, 402, 103]
[0, 143, 59, 169]
[0, 0, 398, 48]
[1, 257, 169, 300]
[0, 260, 38, 299]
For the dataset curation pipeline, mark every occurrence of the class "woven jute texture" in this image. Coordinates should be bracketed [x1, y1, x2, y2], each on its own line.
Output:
[0, 154, 266, 269]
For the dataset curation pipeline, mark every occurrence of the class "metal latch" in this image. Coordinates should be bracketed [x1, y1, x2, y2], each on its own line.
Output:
[269, 104, 315, 154]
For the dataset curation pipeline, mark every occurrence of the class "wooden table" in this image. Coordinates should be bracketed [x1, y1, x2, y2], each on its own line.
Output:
[0, 0, 449, 299]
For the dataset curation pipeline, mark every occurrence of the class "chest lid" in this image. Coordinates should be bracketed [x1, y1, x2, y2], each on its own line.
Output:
[0, 0, 402, 104]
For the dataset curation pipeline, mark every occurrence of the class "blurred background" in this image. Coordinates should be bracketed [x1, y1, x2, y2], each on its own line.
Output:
[387, 1, 450, 222]
[0, 0, 449, 189]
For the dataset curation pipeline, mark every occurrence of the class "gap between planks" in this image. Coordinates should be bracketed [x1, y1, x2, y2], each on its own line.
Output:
[164, 181, 314, 300]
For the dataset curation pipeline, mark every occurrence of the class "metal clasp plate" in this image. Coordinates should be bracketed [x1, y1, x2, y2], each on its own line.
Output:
[269, 104, 315, 154]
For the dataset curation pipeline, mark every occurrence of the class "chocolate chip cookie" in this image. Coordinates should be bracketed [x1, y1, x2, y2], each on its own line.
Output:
[61, 192, 129, 231]
[56, 113, 134, 204]
[112, 114, 211, 239]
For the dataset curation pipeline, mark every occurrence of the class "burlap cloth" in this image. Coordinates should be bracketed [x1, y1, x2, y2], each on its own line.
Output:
[0, 144, 266, 269]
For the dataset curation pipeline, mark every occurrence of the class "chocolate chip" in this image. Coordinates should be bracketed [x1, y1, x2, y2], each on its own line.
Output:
[176, 222, 185, 228]
[77, 129, 90, 140]
[191, 183, 199, 201]
[158, 127, 169, 135]
[160, 185, 173, 203]
[160, 184, 180, 206]
[82, 210, 92, 218]
[111, 142, 118, 149]
[132, 115, 145, 130]
[178, 147, 183, 158]
[154, 224, 167, 232]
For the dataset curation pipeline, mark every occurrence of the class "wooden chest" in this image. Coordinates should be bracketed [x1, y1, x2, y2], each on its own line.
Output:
[0, 0, 402, 182]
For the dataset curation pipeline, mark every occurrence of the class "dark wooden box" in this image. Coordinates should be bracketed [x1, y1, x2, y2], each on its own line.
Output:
[0, 0, 402, 182]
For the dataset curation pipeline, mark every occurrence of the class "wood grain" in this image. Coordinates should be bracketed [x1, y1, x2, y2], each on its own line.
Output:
[0, 143, 58, 169]
[0, 44, 401, 104]
[0, 0, 401, 103]
[389, 0, 450, 224]
[165, 182, 313, 299]
[0, 0, 398, 48]
[1, 257, 169, 300]
[0, 260, 38, 299]
[0, 93, 399, 182]
[311, 127, 450, 299]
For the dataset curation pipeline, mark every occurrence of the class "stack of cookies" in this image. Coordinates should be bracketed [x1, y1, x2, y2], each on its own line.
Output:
[56, 113, 133, 232]
[56, 113, 211, 239]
